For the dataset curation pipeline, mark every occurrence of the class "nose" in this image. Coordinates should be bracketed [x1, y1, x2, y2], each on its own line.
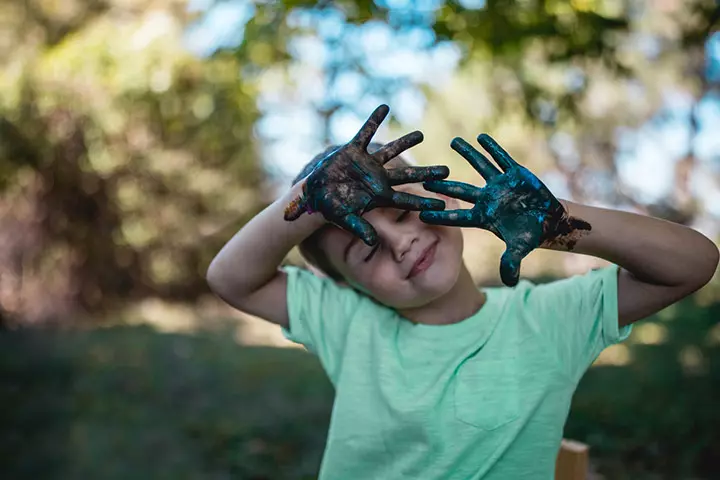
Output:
[375, 217, 417, 263]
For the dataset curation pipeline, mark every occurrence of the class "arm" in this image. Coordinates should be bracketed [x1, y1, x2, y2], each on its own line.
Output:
[548, 201, 719, 327]
[421, 133, 719, 327]
[206, 180, 325, 328]
[207, 104, 447, 327]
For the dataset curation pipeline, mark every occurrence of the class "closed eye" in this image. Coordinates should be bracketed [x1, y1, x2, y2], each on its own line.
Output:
[364, 244, 380, 262]
[396, 210, 410, 222]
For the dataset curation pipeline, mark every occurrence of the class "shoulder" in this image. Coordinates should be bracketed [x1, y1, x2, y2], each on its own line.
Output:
[283, 265, 390, 319]
[487, 265, 618, 328]
[506, 266, 618, 304]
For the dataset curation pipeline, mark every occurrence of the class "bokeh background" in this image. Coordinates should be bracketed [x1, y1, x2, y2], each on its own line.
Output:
[1, 0, 719, 478]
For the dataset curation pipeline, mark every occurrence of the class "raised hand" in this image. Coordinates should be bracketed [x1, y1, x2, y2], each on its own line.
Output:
[284, 104, 449, 246]
[420, 134, 591, 287]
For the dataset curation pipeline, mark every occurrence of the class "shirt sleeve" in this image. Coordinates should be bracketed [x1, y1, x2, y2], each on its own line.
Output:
[521, 264, 633, 382]
[281, 265, 368, 384]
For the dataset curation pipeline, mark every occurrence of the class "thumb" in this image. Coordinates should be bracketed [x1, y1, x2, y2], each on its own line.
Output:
[499, 247, 524, 287]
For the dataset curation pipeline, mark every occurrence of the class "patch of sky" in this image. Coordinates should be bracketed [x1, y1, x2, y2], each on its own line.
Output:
[694, 92, 720, 167]
[255, 107, 323, 141]
[184, 1, 255, 57]
[286, 7, 316, 29]
[399, 25, 437, 48]
[706, 32, 720, 82]
[565, 66, 586, 93]
[288, 34, 327, 67]
[316, 8, 347, 39]
[328, 100, 393, 144]
[634, 32, 662, 60]
[186, 0, 213, 13]
[549, 132, 581, 170]
[375, 0, 443, 11]
[360, 20, 393, 53]
[616, 90, 696, 203]
[391, 87, 426, 125]
[263, 137, 323, 180]
[376, 0, 444, 27]
[457, 0, 487, 9]
[329, 70, 367, 102]
[538, 170, 572, 201]
[691, 168, 720, 217]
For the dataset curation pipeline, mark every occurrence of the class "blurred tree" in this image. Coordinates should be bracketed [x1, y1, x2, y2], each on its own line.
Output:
[217, 0, 718, 225]
[0, 0, 265, 324]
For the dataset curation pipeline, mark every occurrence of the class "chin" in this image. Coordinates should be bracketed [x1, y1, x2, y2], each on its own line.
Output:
[423, 260, 461, 296]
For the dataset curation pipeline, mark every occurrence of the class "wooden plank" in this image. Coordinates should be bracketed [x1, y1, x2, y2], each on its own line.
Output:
[555, 439, 589, 480]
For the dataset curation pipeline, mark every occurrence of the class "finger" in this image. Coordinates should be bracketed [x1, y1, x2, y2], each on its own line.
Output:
[477, 134, 519, 172]
[337, 213, 378, 246]
[390, 191, 445, 211]
[373, 131, 424, 164]
[422, 180, 482, 203]
[450, 137, 502, 180]
[351, 104, 390, 150]
[386, 165, 449, 185]
[419, 209, 480, 227]
[499, 243, 533, 287]
[283, 195, 307, 221]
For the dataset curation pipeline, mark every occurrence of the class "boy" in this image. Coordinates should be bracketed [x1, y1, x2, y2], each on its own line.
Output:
[207, 105, 719, 479]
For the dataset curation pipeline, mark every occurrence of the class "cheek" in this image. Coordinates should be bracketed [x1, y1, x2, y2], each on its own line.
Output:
[364, 259, 403, 290]
[359, 261, 413, 303]
[434, 226, 464, 269]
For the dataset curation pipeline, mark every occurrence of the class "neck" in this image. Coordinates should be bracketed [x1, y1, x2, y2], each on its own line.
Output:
[399, 263, 486, 326]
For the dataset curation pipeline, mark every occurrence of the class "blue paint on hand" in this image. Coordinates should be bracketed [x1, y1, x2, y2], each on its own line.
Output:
[284, 104, 449, 246]
[420, 134, 591, 287]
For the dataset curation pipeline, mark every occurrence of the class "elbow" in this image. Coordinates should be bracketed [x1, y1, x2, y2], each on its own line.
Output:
[205, 263, 238, 307]
[705, 241, 719, 283]
[690, 236, 719, 288]
[205, 259, 255, 310]
[205, 258, 228, 296]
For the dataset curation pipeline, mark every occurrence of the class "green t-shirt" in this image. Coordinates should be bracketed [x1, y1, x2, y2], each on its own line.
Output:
[282, 264, 632, 480]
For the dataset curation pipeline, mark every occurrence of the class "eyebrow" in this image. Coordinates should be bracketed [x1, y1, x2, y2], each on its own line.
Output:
[343, 236, 360, 264]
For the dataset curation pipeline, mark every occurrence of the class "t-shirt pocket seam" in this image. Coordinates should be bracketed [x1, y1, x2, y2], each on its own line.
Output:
[453, 357, 521, 431]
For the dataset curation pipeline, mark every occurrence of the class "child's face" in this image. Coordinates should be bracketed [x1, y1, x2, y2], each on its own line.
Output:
[318, 184, 465, 309]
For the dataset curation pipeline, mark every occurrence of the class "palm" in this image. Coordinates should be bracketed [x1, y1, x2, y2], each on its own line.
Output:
[420, 134, 591, 287]
[284, 104, 449, 246]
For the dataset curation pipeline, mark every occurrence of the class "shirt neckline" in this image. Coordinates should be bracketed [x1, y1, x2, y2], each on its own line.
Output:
[397, 287, 504, 343]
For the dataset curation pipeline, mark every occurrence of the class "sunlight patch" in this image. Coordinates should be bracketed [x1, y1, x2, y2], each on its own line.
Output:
[593, 344, 631, 366]
[678, 346, 706, 376]
[632, 323, 668, 345]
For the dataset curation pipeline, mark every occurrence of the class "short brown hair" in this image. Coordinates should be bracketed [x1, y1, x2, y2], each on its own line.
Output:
[291, 143, 411, 280]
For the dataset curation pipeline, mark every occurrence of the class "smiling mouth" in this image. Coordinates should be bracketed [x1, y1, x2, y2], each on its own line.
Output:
[408, 240, 439, 279]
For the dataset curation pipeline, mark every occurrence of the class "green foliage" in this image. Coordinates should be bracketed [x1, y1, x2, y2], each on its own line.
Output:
[229, 0, 718, 222]
[0, 4, 266, 321]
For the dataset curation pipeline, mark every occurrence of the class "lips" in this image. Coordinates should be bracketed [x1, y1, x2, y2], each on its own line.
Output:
[408, 240, 438, 279]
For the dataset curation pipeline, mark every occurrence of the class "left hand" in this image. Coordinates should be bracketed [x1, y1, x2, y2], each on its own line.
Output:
[420, 134, 591, 287]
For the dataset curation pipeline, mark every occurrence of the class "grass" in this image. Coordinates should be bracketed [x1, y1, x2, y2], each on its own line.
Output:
[0, 296, 718, 479]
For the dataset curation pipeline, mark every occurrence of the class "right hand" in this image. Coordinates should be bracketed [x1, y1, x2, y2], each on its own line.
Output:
[284, 104, 450, 246]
